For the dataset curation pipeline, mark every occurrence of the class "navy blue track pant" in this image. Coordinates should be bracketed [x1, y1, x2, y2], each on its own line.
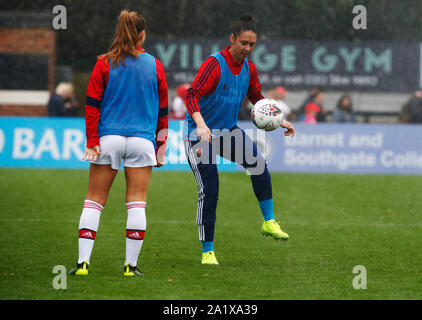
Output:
[184, 126, 272, 242]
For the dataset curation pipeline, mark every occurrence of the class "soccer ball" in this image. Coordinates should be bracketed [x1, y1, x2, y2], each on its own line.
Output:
[251, 99, 285, 131]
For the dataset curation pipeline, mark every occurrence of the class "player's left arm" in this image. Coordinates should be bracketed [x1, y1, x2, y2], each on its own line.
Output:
[155, 58, 169, 167]
[247, 60, 295, 137]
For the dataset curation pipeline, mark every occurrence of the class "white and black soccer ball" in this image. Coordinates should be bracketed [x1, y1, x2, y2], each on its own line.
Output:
[251, 99, 285, 131]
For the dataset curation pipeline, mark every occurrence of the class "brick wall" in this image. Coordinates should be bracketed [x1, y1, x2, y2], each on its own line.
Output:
[0, 26, 56, 116]
[0, 105, 47, 116]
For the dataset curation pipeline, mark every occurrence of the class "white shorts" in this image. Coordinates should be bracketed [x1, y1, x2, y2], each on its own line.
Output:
[92, 135, 157, 170]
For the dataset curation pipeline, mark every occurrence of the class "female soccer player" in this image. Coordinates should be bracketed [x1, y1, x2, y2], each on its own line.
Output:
[70, 10, 168, 276]
[184, 13, 295, 265]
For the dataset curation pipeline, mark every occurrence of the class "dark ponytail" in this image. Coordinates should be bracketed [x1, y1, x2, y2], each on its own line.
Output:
[231, 13, 257, 38]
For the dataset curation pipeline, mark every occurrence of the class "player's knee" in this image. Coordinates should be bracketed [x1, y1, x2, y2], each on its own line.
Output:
[247, 159, 269, 177]
[199, 188, 219, 201]
[200, 176, 219, 197]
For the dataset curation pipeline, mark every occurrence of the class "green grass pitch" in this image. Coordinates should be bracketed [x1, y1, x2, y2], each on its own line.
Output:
[1, 168, 421, 300]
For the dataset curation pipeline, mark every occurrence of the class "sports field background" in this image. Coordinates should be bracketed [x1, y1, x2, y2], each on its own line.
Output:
[1, 169, 421, 300]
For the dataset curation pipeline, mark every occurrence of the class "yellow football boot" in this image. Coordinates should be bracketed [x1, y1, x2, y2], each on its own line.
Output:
[69, 261, 89, 276]
[123, 263, 143, 277]
[262, 219, 289, 240]
[201, 251, 219, 265]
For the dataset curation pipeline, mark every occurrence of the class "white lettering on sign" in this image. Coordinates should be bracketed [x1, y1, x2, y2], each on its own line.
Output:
[12, 128, 85, 160]
[285, 133, 345, 148]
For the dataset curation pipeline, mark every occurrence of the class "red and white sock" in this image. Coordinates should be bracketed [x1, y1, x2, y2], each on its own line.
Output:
[77, 200, 103, 265]
[125, 201, 146, 267]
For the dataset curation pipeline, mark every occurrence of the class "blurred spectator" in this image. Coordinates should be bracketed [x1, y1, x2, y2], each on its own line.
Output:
[268, 86, 294, 121]
[47, 82, 79, 117]
[296, 86, 321, 120]
[302, 102, 320, 124]
[402, 88, 422, 123]
[299, 88, 327, 123]
[171, 83, 189, 120]
[332, 94, 356, 123]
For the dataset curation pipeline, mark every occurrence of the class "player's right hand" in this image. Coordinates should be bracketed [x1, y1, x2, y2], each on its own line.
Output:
[191, 112, 214, 143]
[196, 124, 215, 143]
[83, 146, 100, 162]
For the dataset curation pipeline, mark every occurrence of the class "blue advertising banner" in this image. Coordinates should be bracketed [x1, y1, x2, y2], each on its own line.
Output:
[0, 117, 88, 169]
[1, 117, 421, 174]
[238, 121, 422, 175]
[0, 117, 236, 171]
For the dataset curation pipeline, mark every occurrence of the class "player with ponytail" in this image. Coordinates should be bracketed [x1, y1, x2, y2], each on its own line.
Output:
[70, 10, 168, 277]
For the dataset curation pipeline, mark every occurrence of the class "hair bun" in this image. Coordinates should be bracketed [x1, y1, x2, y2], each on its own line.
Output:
[239, 13, 255, 23]
[231, 12, 257, 37]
